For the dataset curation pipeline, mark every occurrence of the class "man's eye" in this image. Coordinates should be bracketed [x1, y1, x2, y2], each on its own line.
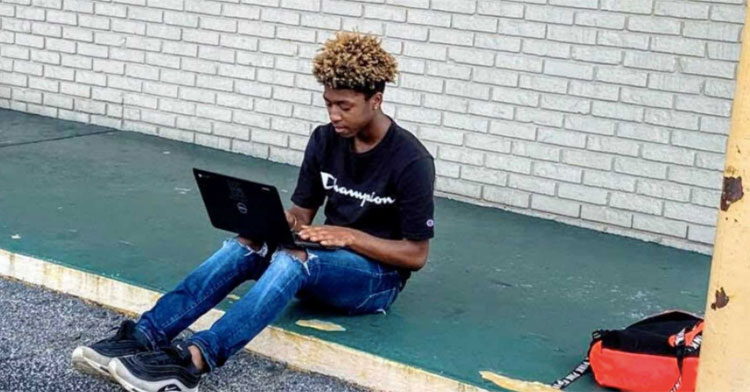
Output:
[341, 106, 351, 111]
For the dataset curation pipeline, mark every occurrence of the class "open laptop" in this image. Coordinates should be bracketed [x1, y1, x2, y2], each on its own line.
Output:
[193, 168, 330, 250]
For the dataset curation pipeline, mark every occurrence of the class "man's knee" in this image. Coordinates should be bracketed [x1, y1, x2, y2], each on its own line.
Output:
[282, 248, 308, 262]
[235, 236, 263, 251]
[269, 248, 311, 277]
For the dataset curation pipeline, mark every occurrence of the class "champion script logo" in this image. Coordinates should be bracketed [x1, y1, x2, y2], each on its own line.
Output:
[320, 172, 396, 207]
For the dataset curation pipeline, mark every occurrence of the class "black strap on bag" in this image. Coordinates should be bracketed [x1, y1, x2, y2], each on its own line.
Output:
[669, 328, 687, 392]
[668, 328, 703, 392]
[550, 358, 591, 389]
[550, 330, 602, 389]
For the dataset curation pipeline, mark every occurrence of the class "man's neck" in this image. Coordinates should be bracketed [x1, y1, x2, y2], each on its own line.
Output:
[353, 112, 391, 154]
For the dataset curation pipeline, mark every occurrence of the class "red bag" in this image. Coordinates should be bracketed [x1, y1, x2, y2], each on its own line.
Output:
[552, 311, 703, 392]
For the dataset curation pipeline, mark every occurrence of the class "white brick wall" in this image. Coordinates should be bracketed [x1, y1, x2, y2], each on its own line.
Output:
[1, 0, 742, 255]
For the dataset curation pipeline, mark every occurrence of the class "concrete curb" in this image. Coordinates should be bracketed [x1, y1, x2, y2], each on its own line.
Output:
[0, 248, 487, 392]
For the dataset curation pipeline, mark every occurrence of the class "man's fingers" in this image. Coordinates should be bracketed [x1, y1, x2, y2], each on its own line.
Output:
[298, 226, 321, 234]
[310, 233, 335, 242]
[297, 226, 348, 246]
[302, 231, 325, 241]
[309, 234, 328, 242]
[298, 226, 319, 239]
[321, 239, 343, 247]
[307, 229, 330, 238]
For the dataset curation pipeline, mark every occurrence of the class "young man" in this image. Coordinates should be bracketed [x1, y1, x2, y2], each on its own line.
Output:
[72, 31, 435, 392]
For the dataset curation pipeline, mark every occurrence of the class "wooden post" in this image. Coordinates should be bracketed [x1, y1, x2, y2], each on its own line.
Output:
[695, 2, 750, 391]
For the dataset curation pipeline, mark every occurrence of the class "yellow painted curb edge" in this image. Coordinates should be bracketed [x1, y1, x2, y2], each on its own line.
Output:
[0, 248, 488, 392]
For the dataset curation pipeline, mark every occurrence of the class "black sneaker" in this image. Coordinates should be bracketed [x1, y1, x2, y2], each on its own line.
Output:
[109, 340, 203, 392]
[71, 320, 151, 380]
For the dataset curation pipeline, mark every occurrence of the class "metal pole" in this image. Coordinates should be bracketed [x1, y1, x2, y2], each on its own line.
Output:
[695, 2, 750, 390]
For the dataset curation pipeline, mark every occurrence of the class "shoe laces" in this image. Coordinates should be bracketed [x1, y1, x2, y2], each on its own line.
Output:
[140, 341, 193, 368]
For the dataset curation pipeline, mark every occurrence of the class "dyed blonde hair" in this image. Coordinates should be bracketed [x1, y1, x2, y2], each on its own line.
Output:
[312, 31, 398, 93]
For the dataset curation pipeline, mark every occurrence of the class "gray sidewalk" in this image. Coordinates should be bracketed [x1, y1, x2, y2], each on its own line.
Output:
[0, 276, 368, 392]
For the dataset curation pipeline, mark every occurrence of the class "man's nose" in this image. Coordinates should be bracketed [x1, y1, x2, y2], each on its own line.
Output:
[328, 109, 342, 123]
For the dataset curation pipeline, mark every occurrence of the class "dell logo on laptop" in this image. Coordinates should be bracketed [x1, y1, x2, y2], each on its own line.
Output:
[237, 202, 248, 214]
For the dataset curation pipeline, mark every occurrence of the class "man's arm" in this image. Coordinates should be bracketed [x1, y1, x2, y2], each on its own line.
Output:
[297, 225, 429, 271]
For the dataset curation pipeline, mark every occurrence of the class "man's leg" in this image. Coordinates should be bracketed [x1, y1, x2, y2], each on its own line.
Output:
[298, 248, 404, 316]
[186, 248, 403, 372]
[72, 237, 269, 380]
[185, 247, 311, 371]
[107, 248, 312, 392]
[135, 237, 270, 349]
[107, 247, 402, 392]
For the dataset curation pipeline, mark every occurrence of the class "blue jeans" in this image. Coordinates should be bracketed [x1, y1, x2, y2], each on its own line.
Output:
[134, 237, 403, 370]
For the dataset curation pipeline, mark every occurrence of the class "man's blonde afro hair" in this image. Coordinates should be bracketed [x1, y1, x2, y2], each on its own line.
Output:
[312, 31, 398, 91]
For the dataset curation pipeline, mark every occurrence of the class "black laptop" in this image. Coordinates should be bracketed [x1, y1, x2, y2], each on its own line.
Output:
[193, 168, 329, 250]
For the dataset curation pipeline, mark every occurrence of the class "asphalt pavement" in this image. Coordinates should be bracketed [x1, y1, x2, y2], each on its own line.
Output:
[0, 276, 369, 392]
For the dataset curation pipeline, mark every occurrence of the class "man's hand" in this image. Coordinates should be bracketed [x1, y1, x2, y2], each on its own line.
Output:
[297, 225, 357, 248]
[299, 224, 429, 270]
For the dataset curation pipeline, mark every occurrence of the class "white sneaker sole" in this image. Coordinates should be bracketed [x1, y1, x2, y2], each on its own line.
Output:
[109, 358, 198, 392]
[71, 346, 114, 381]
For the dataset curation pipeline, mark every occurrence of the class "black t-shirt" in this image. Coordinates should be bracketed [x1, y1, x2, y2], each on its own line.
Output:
[291, 119, 435, 245]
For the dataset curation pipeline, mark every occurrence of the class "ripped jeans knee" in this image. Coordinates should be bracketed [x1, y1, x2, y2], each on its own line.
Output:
[230, 237, 268, 258]
[272, 248, 317, 276]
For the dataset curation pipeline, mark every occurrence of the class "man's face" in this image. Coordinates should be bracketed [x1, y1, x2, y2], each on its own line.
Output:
[323, 86, 381, 138]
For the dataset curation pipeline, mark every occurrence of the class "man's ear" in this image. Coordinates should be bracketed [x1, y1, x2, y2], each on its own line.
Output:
[370, 92, 383, 111]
